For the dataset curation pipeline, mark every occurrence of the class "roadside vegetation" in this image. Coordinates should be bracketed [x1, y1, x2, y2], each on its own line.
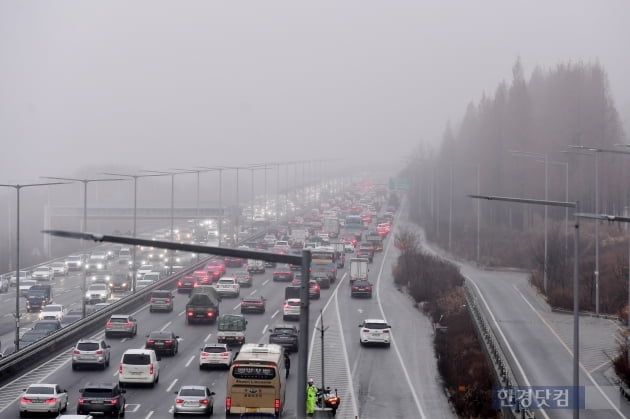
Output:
[398, 58, 630, 386]
[392, 227, 498, 418]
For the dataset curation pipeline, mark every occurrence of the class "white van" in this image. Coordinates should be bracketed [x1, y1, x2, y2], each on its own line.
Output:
[118, 349, 160, 387]
[119, 247, 132, 259]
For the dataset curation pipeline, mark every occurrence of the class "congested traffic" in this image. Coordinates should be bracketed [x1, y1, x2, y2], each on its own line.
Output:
[0, 180, 400, 418]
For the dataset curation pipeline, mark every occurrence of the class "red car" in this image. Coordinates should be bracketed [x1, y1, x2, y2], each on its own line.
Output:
[192, 270, 212, 286]
[177, 275, 197, 293]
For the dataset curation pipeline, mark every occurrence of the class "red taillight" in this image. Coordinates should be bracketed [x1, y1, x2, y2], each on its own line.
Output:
[165, 298, 171, 303]
[284, 304, 290, 309]
[177, 281, 182, 286]
[363, 329, 370, 332]
[125, 322, 132, 327]
[78, 398, 85, 403]
[108, 398, 118, 404]
[275, 398, 281, 410]
[383, 330, 390, 333]
[118, 363, 123, 373]
[21, 397, 32, 403]
[95, 349, 103, 355]
[164, 339, 173, 344]
[353, 286, 358, 290]
[226, 397, 232, 409]
[150, 297, 155, 302]
[106, 321, 113, 327]
[199, 399, 209, 405]
[221, 352, 229, 356]
[207, 312, 214, 317]
[366, 286, 372, 290]
[147, 339, 155, 344]
[149, 363, 154, 374]
[73, 349, 81, 354]
[175, 398, 184, 403]
[201, 352, 209, 356]
[188, 311, 194, 317]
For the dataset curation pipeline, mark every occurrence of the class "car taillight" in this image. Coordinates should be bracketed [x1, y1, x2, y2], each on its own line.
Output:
[175, 398, 184, 403]
[106, 322, 113, 327]
[150, 298, 155, 302]
[108, 398, 118, 404]
[78, 398, 85, 403]
[199, 399, 209, 405]
[366, 286, 372, 290]
[149, 363, 154, 374]
[177, 281, 182, 286]
[353, 286, 358, 290]
[226, 397, 232, 409]
[284, 304, 289, 309]
[221, 352, 229, 356]
[95, 349, 103, 355]
[118, 363, 123, 373]
[383, 330, 390, 333]
[124, 322, 132, 327]
[73, 349, 81, 354]
[363, 329, 370, 332]
[164, 339, 173, 344]
[275, 398, 281, 410]
[207, 312, 214, 317]
[165, 298, 171, 302]
[21, 397, 32, 403]
[147, 339, 155, 344]
[201, 352, 209, 356]
[188, 311, 194, 316]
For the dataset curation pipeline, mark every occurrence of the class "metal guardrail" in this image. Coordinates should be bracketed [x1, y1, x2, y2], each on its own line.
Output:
[464, 282, 535, 419]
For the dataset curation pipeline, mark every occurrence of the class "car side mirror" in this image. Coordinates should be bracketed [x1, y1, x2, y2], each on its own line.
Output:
[174, 391, 178, 394]
[146, 334, 149, 337]
[157, 355, 161, 361]
[79, 388, 84, 392]
[210, 391, 216, 396]
[358, 324, 362, 327]
[175, 336, 180, 339]
[121, 389, 126, 393]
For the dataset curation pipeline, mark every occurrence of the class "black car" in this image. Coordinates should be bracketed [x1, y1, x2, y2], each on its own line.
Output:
[351, 279, 373, 298]
[240, 296, 266, 314]
[268, 324, 299, 352]
[31, 319, 62, 334]
[19, 330, 50, 348]
[177, 275, 196, 293]
[145, 330, 179, 356]
[77, 383, 126, 416]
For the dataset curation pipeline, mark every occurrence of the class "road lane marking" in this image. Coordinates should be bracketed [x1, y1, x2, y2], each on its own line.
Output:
[262, 279, 270, 286]
[145, 411, 154, 419]
[178, 310, 185, 316]
[185, 355, 195, 368]
[271, 309, 278, 319]
[233, 303, 241, 310]
[513, 284, 624, 417]
[262, 324, 268, 335]
[166, 378, 178, 392]
[204, 333, 213, 342]
[249, 289, 258, 296]
[160, 321, 172, 331]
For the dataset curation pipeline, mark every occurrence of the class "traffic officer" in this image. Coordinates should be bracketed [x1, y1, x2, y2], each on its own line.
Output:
[306, 377, 317, 416]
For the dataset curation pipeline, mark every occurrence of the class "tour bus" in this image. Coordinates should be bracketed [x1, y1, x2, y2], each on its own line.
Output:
[226, 343, 286, 416]
[309, 247, 337, 284]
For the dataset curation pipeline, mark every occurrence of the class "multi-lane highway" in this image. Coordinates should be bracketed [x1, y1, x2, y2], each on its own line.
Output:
[0, 205, 457, 418]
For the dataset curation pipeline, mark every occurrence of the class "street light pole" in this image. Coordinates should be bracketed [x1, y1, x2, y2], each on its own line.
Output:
[0, 181, 68, 352]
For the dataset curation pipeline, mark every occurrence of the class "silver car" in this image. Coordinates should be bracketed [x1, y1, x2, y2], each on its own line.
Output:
[19, 383, 69, 416]
[173, 385, 215, 415]
[72, 339, 111, 370]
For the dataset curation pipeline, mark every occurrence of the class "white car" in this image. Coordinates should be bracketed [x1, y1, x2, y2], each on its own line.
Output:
[19, 279, 37, 296]
[136, 264, 154, 279]
[50, 262, 68, 277]
[199, 343, 234, 369]
[32, 266, 54, 281]
[10, 270, 31, 287]
[85, 284, 110, 303]
[19, 383, 69, 416]
[39, 304, 66, 321]
[358, 318, 392, 347]
[282, 298, 301, 321]
[213, 277, 240, 297]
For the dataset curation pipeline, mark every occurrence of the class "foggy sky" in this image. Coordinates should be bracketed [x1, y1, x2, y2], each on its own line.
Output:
[1, 1, 629, 185]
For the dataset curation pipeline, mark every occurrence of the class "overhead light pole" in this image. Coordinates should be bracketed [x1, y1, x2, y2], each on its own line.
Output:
[0, 181, 69, 352]
[42, 176, 127, 317]
[196, 167, 225, 246]
[470, 194, 579, 419]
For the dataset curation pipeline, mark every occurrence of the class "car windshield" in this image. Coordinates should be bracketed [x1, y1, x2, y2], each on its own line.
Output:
[203, 346, 227, 353]
[26, 386, 54, 395]
[109, 317, 129, 323]
[77, 342, 100, 351]
[122, 353, 150, 364]
[21, 332, 46, 342]
[82, 388, 115, 397]
[148, 332, 172, 339]
[44, 306, 62, 312]
[365, 322, 389, 329]
[180, 388, 206, 397]
[274, 328, 295, 334]
[90, 285, 107, 290]
[32, 322, 58, 331]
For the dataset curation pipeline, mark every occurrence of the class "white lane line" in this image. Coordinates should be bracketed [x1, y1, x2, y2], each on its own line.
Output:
[233, 303, 241, 311]
[113, 370, 119, 377]
[166, 378, 178, 392]
[204, 333, 213, 342]
[262, 279, 270, 286]
[145, 411, 154, 419]
[178, 310, 185, 317]
[185, 355, 195, 368]
[262, 324, 269, 335]
[160, 321, 172, 331]
[249, 289, 258, 296]
[375, 224, 428, 419]
[271, 310, 279, 319]
[512, 284, 624, 418]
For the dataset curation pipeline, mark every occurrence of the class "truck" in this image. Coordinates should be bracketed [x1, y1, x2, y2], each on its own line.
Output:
[366, 231, 384, 252]
[330, 241, 346, 268]
[25, 285, 53, 312]
[322, 216, 340, 239]
[185, 285, 221, 324]
[349, 258, 369, 286]
[289, 228, 308, 248]
[217, 314, 247, 346]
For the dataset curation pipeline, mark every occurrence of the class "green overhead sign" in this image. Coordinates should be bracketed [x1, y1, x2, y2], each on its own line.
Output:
[389, 177, 409, 191]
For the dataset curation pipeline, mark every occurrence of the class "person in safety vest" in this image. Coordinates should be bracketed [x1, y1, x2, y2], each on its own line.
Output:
[306, 377, 317, 416]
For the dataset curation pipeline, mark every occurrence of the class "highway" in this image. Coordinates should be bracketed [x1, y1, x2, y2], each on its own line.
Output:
[0, 205, 456, 418]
